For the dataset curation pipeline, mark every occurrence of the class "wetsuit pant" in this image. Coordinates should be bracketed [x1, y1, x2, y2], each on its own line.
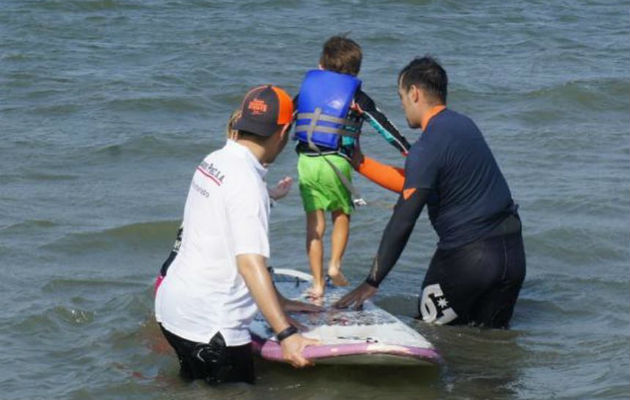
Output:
[418, 215, 526, 328]
[159, 325, 255, 385]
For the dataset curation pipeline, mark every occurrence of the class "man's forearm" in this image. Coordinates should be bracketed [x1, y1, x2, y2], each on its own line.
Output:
[237, 254, 291, 334]
[366, 189, 428, 287]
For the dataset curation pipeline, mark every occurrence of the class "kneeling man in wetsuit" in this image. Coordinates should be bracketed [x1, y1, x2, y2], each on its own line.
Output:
[335, 57, 526, 328]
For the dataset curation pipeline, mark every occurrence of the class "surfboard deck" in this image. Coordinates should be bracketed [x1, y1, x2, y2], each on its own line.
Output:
[250, 268, 442, 366]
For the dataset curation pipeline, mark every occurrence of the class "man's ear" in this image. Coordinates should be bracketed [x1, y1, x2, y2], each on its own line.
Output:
[278, 123, 291, 140]
[410, 84, 420, 103]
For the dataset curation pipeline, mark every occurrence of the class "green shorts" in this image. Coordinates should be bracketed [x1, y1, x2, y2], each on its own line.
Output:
[297, 154, 353, 215]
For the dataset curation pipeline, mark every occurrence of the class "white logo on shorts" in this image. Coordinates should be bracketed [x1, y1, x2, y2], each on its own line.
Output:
[420, 283, 457, 325]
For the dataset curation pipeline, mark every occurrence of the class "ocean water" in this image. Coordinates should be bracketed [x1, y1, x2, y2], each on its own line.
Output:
[1, 1, 629, 399]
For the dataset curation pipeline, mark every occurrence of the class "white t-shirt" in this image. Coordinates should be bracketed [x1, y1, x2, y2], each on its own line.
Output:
[155, 140, 270, 346]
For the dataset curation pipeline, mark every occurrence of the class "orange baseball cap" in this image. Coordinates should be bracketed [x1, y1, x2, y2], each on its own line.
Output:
[232, 85, 293, 137]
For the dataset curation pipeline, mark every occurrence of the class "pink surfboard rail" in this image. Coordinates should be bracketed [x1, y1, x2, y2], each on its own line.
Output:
[250, 333, 443, 366]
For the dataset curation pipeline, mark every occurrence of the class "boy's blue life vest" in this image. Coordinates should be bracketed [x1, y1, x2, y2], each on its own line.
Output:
[294, 70, 362, 151]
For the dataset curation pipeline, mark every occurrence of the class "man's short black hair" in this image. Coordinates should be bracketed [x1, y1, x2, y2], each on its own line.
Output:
[237, 129, 272, 142]
[398, 56, 448, 105]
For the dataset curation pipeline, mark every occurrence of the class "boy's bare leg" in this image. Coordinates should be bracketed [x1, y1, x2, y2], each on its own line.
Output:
[328, 210, 349, 286]
[306, 210, 326, 297]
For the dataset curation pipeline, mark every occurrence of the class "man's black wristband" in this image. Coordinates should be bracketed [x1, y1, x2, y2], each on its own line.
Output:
[276, 325, 298, 342]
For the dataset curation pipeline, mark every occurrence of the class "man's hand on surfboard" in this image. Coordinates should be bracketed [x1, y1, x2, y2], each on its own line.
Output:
[333, 281, 378, 310]
[282, 298, 324, 313]
[281, 334, 320, 368]
[284, 314, 308, 331]
[277, 295, 323, 331]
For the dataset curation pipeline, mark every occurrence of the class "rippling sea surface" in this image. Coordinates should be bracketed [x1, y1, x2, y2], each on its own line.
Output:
[1, 1, 629, 399]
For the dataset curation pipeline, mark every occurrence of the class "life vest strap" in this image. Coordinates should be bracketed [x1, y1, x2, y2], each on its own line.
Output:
[296, 112, 361, 128]
[296, 112, 346, 124]
[303, 108, 367, 208]
[294, 125, 359, 138]
[295, 111, 361, 137]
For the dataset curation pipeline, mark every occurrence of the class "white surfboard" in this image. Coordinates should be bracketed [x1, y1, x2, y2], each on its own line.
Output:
[250, 268, 442, 366]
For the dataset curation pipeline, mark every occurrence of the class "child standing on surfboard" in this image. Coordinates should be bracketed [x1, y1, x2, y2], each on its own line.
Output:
[294, 35, 410, 298]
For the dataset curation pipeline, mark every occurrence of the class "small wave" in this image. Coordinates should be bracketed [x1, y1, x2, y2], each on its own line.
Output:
[10, 306, 94, 336]
[33, 0, 144, 12]
[94, 134, 163, 156]
[22, 88, 71, 100]
[10, 312, 58, 335]
[43, 278, 140, 293]
[526, 225, 627, 264]
[43, 220, 180, 252]
[454, 76, 630, 118]
[521, 77, 630, 111]
[1, 52, 31, 61]
[87, 131, 209, 162]
[32, 103, 82, 116]
[2, 219, 56, 234]
[104, 96, 208, 113]
[363, 34, 404, 46]
[53, 306, 95, 326]
[23, 171, 78, 181]
[103, 220, 180, 240]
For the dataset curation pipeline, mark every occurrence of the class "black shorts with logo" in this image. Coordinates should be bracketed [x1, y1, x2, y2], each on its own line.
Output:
[418, 215, 526, 328]
[159, 325, 255, 385]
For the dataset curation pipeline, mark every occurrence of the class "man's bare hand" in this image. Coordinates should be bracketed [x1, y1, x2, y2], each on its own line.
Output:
[333, 281, 378, 310]
[281, 334, 320, 368]
[283, 298, 324, 313]
[268, 176, 293, 200]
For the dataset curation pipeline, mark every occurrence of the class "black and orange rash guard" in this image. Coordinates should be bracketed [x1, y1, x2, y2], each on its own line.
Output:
[363, 106, 516, 288]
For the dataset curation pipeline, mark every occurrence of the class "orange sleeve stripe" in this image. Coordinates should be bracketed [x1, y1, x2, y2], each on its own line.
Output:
[403, 187, 417, 200]
[357, 156, 405, 194]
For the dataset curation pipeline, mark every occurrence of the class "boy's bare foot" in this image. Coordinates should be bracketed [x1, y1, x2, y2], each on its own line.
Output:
[327, 267, 349, 287]
[306, 285, 325, 299]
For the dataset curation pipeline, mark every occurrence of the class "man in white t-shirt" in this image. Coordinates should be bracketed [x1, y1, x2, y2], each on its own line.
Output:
[155, 85, 320, 385]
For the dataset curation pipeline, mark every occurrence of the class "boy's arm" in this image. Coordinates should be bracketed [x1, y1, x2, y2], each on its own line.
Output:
[355, 90, 411, 155]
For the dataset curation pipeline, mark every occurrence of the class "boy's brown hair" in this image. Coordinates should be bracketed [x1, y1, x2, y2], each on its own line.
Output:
[319, 35, 362, 76]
